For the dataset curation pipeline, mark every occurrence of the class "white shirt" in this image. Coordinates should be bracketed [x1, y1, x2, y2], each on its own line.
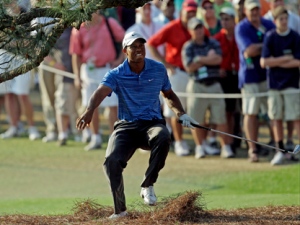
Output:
[126, 21, 165, 60]
[264, 10, 300, 35]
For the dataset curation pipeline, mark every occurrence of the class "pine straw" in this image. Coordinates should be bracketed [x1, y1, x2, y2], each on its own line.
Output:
[0, 191, 299, 225]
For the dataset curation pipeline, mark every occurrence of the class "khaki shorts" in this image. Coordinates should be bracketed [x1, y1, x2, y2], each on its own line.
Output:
[186, 80, 226, 124]
[54, 81, 78, 115]
[163, 68, 189, 118]
[80, 64, 118, 107]
[241, 81, 267, 115]
[268, 88, 300, 121]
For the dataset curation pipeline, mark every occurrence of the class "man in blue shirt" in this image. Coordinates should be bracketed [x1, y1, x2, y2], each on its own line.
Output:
[76, 31, 197, 219]
[260, 6, 300, 165]
[235, 0, 275, 162]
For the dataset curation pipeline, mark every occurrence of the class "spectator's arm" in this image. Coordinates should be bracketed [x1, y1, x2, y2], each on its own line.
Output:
[279, 59, 300, 68]
[182, 42, 203, 73]
[198, 40, 222, 66]
[243, 43, 263, 58]
[72, 54, 82, 89]
[260, 55, 293, 68]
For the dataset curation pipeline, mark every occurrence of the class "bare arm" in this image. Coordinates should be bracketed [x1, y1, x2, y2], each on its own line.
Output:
[76, 85, 113, 130]
[161, 89, 186, 117]
[260, 55, 294, 68]
[184, 52, 222, 73]
[280, 59, 300, 68]
[244, 44, 263, 58]
[148, 45, 165, 63]
[72, 54, 82, 89]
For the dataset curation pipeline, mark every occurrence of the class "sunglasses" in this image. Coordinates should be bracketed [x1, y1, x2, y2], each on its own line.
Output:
[203, 6, 213, 10]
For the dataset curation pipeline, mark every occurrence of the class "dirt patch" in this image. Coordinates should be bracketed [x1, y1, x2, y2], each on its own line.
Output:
[0, 191, 299, 225]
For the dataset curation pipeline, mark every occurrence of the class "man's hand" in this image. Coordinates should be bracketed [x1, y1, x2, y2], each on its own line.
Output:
[76, 109, 94, 130]
[179, 114, 199, 128]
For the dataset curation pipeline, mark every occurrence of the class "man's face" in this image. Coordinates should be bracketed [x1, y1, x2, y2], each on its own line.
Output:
[181, 10, 197, 24]
[123, 39, 146, 62]
[139, 3, 151, 22]
[245, 7, 261, 23]
[220, 14, 235, 30]
[189, 24, 205, 40]
[202, 3, 215, 19]
[270, 0, 285, 11]
[275, 13, 288, 31]
[162, 0, 175, 18]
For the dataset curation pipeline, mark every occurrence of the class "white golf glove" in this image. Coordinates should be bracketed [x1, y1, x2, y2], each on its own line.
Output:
[179, 114, 199, 128]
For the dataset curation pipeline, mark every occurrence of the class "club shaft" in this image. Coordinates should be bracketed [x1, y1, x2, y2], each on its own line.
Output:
[189, 122, 288, 153]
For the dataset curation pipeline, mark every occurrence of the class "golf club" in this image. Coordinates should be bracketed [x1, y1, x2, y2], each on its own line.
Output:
[178, 120, 300, 155]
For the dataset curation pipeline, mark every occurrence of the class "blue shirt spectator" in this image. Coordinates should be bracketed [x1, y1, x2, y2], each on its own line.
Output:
[235, 17, 275, 88]
[101, 58, 171, 122]
[261, 29, 300, 90]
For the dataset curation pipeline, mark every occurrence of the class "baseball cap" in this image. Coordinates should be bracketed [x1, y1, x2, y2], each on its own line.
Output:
[273, 6, 288, 20]
[219, 7, 236, 17]
[122, 31, 146, 49]
[182, 0, 198, 12]
[187, 17, 204, 30]
[201, 0, 213, 8]
[244, 0, 261, 10]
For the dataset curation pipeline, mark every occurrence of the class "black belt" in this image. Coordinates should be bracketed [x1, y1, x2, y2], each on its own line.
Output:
[197, 80, 218, 86]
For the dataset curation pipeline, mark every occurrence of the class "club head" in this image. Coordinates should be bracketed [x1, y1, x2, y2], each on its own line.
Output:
[293, 145, 300, 155]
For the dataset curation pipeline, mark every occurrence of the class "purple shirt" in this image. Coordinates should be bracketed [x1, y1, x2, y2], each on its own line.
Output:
[262, 29, 300, 90]
[235, 18, 275, 88]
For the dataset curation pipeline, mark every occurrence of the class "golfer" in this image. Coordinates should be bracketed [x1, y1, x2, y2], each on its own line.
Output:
[76, 31, 198, 219]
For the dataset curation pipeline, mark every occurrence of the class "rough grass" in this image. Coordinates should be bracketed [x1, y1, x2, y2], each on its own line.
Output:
[0, 191, 299, 225]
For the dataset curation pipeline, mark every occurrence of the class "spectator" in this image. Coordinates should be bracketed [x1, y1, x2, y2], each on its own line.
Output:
[214, 7, 241, 153]
[235, 0, 275, 162]
[214, 0, 234, 18]
[200, 0, 222, 35]
[182, 17, 235, 159]
[76, 31, 198, 219]
[148, 0, 198, 157]
[264, 0, 300, 153]
[70, 10, 125, 151]
[127, 3, 165, 60]
[154, 0, 176, 24]
[50, 27, 79, 146]
[136, 0, 162, 23]
[232, 0, 246, 22]
[260, 6, 300, 165]
[0, 0, 40, 140]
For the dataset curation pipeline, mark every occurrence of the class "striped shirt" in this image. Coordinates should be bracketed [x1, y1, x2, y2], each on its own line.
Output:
[101, 58, 171, 122]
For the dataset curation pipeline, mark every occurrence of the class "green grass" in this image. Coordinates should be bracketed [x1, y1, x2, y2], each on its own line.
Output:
[0, 137, 299, 215]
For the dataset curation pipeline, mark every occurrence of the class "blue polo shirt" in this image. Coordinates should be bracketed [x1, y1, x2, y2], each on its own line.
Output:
[101, 58, 171, 122]
[262, 29, 300, 90]
[235, 18, 275, 88]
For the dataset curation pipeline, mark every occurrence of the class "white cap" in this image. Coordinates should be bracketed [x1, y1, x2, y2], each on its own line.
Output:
[122, 31, 146, 49]
[219, 7, 236, 17]
[244, 0, 261, 10]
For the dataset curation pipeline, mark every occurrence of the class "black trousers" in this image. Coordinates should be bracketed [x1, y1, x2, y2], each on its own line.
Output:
[103, 119, 171, 214]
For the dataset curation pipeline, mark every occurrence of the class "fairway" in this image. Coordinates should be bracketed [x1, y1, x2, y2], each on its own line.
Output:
[0, 89, 299, 218]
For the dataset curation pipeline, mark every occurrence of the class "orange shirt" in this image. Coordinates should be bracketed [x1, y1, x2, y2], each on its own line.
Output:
[214, 28, 239, 72]
[260, 0, 270, 16]
[148, 19, 191, 69]
[148, 19, 210, 70]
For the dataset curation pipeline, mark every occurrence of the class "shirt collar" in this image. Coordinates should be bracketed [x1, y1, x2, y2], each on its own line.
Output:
[123, 58, 149, 75]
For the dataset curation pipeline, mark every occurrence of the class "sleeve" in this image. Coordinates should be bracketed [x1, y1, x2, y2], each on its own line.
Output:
[101, 70, 117, 94]
[108, 18, 125, 42]
[181, 42, 194, 68]
[261, 32, 272, 58]
[293, 33, 300, 59]
[161, 66, 172, 91]
[148, 24, 170, 47]
[210, 39, 222, 56]
[69, 27, 82, 55]
[235, 24, 253, 54]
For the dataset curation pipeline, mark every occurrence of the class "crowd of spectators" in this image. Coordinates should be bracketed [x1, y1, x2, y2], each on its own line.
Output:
[0, 0, 299, 165]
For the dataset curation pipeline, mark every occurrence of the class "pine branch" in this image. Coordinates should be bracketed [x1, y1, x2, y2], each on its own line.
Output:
[0, 0, 151, 83]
